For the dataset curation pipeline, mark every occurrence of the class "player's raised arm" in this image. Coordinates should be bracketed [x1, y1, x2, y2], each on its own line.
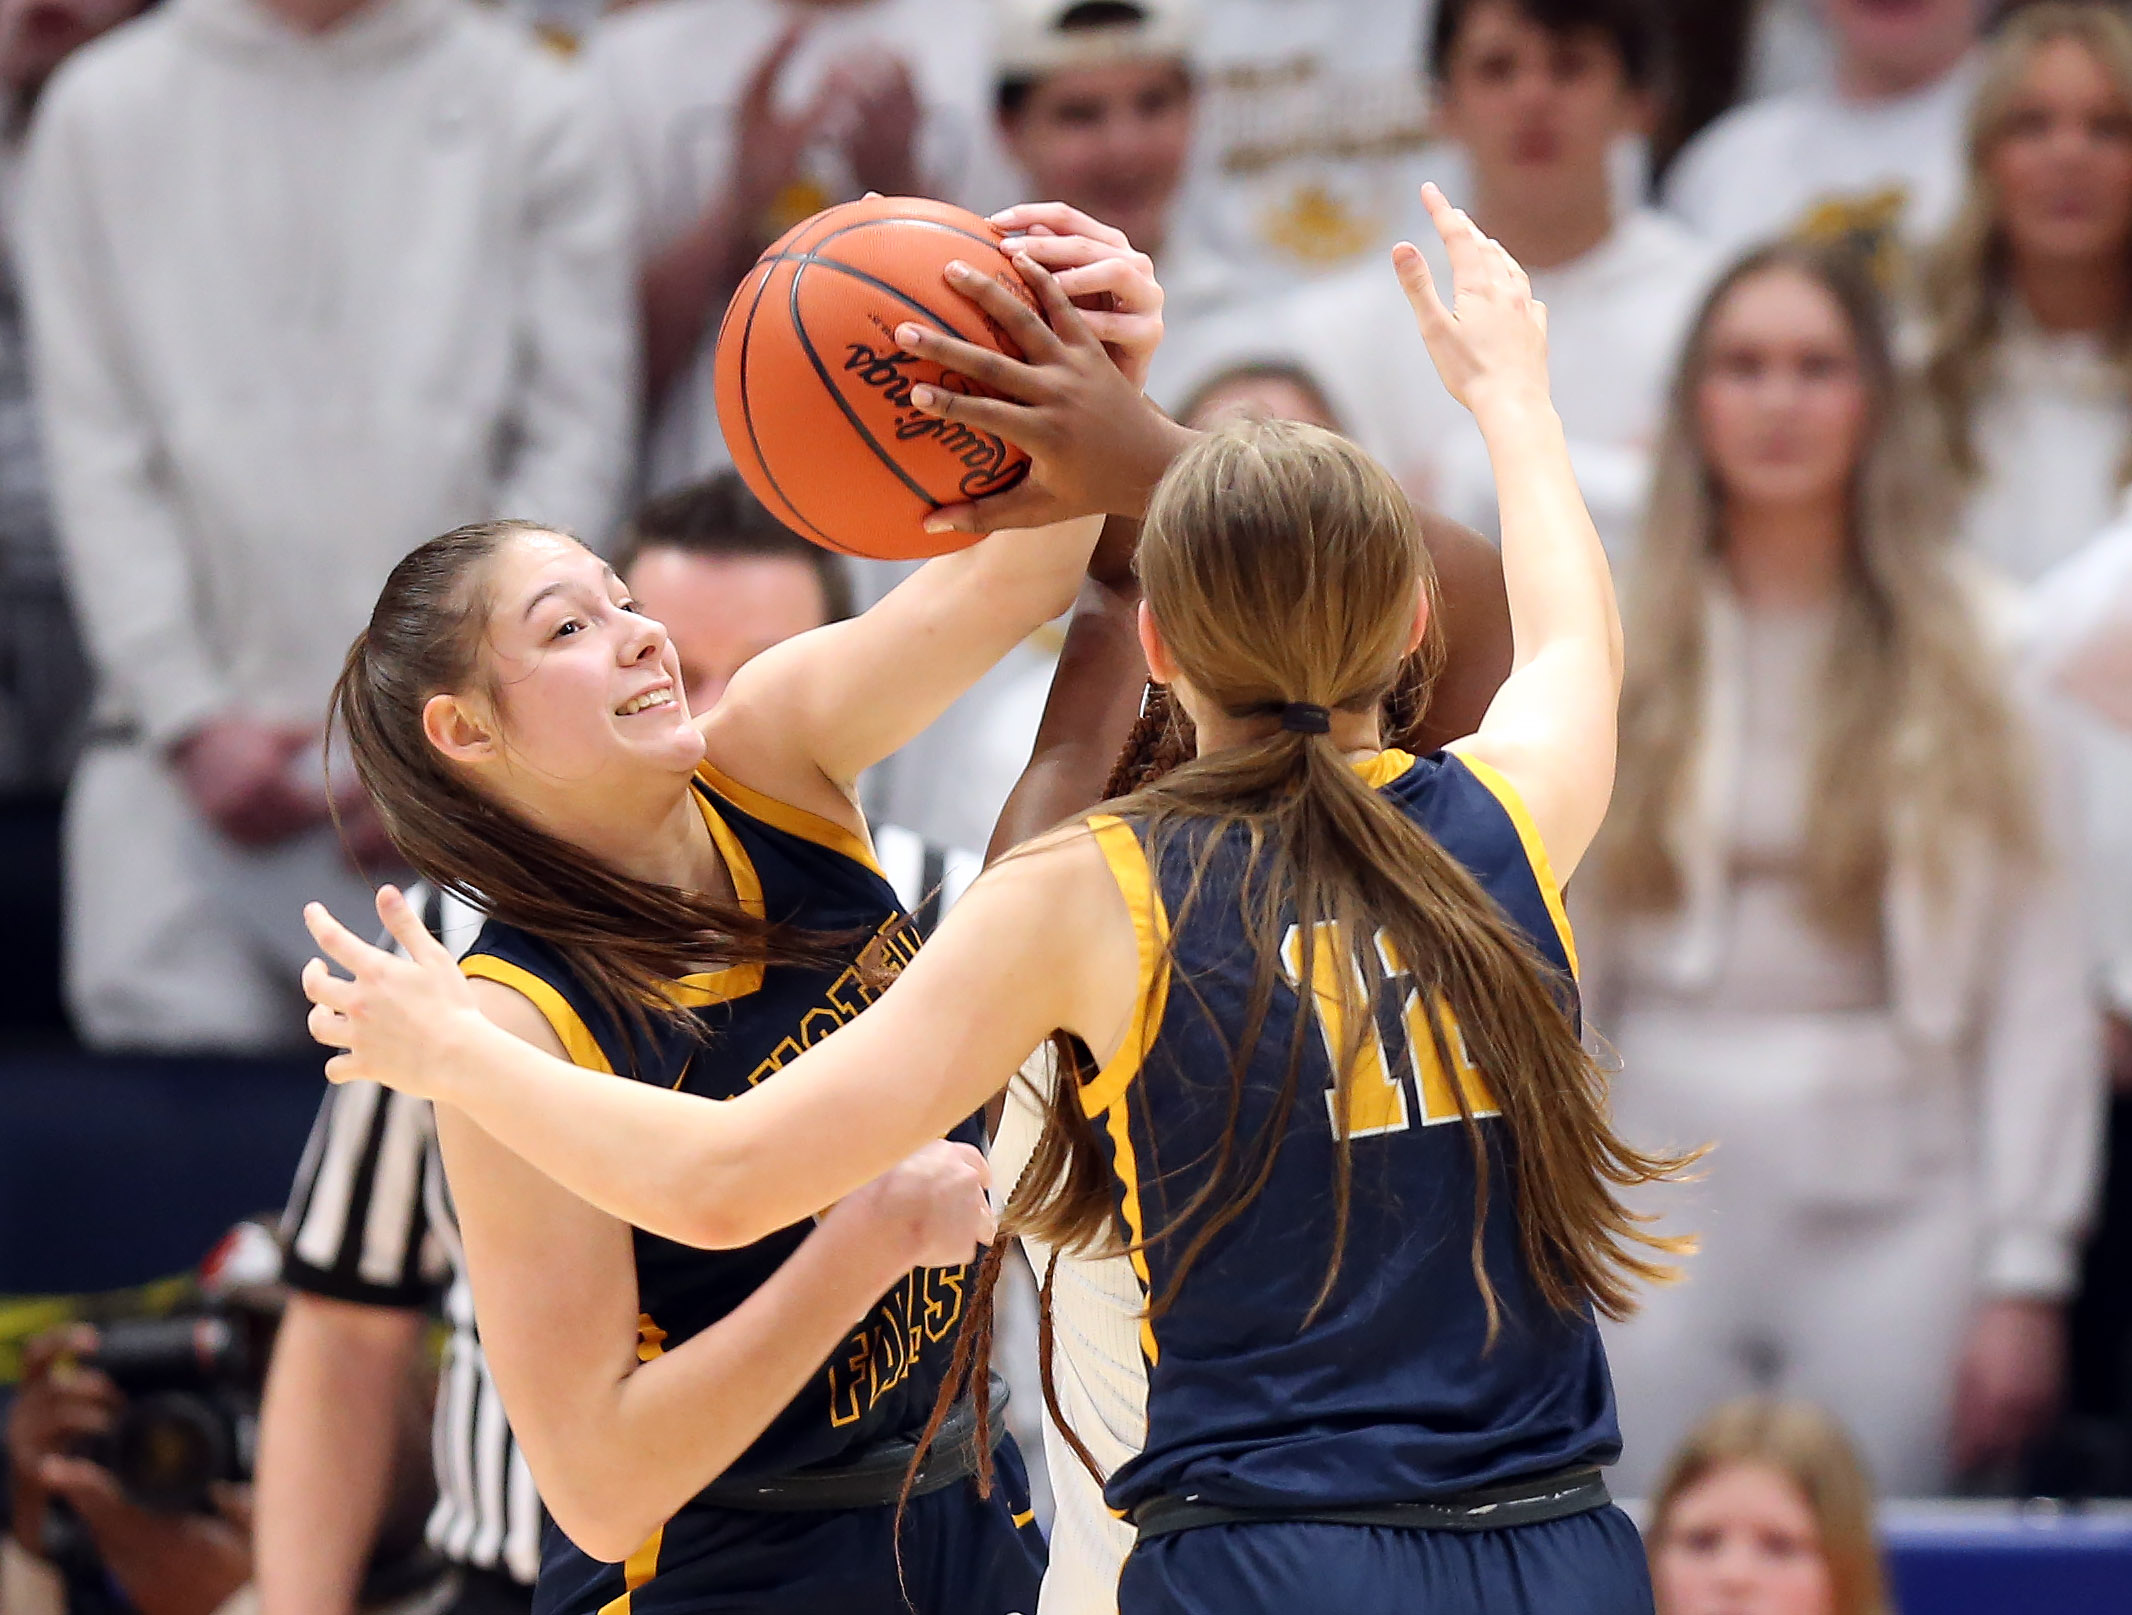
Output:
[703, 245, 1183, 803]
[1400, 185, 1623, 880]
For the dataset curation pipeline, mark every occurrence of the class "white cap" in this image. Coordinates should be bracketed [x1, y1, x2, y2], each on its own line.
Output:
[994, 0, 1198, 81]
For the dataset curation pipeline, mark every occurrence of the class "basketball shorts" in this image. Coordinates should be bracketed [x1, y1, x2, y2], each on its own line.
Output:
[531, 1442, 1047, 1615]
[1116, 1503, 1654, 1615]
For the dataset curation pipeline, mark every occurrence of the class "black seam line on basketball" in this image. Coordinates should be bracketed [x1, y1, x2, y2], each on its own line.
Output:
[735, 256, 846, 552]
[803, 214, 1019, 268]
[749, 251, 1001, 353]
[786, 254, 945, 510]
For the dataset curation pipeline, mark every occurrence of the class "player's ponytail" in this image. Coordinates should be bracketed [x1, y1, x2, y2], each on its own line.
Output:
[1024, 421, 1696, 1334]
[329, 521, 857, 1054]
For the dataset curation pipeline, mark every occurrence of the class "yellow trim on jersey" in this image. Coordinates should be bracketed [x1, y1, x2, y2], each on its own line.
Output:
[1011, 1507, 1037, 1529]
[1078, 813, 1168, 1367]
[1078, 816, 1171, 1120]
[694, 761, 885, 879]
[1355, 747, 1419, 790]
[671, 783, 769, 1006]
[460, 956, 615, 1073]
[596, 1525, 665, 1614]
[1454, 753, 1581, 980]
[1101, 1094, 1161, 1366]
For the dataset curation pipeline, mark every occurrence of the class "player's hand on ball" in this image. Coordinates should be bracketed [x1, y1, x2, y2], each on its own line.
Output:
[827, 1140, 996, 1274]
[1393, 183, 1551, 419]
[989, 202, 1164, 389]
[898, 252, 1190, 535]
[302, 885, 482, 1100]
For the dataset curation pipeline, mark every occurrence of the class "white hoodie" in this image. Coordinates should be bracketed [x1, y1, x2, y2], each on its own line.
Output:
[18, 0, 637, 748]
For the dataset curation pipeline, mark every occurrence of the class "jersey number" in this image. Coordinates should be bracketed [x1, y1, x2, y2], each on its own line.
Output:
[1280, 923, 1499, 1139]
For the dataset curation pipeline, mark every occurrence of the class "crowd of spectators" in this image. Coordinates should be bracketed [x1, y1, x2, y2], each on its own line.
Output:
[7, 0, 2132, 1610]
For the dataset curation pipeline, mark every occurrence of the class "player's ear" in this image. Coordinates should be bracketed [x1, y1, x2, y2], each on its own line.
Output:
[1405, 584, 1430, 656]
[423, 692, 498, 768]
[1137, 599, 1179, 685]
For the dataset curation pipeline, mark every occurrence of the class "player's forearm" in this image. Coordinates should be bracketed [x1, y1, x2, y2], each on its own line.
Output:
[254, 1297, 422, 1615]
[1474, 392, 1622, 686]
[986, 568, 1146, 862]
[757, 513, 1105, 787]
[535, 1222, 912, 1562]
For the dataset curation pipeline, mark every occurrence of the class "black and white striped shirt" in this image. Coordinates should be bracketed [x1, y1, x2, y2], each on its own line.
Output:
[277, 836, 978, 1584]
[280, 887, 544, 1583]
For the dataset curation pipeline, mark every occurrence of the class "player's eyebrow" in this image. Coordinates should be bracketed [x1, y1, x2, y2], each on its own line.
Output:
[522, 581, 570, 620]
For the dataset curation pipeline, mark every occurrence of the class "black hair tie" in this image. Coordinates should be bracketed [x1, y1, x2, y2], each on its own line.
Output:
[1279, 703, 1332, 735]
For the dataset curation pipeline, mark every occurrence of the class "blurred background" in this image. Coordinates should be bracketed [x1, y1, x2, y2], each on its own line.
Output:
[5, 0, 2132, 1611]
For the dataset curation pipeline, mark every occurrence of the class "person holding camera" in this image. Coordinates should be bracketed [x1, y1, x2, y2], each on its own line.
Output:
[4, 1324, 252, 1615]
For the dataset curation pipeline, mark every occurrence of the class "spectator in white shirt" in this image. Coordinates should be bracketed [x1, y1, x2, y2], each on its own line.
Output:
[1666, 0, 1984, 275]
[993, 0, 1243, 407]
[590, 0, 1008, 494]
[19, 0, 635, 1052]
[1921, 2, 2132, 1158]
[1585, 242, 2100, 1496]
[1924, 2, 2132, 585]
[1224, 0, 1714, 559]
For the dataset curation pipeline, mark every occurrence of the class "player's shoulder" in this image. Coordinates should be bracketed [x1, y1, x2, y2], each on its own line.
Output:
[1382, 747, 1528, 860]
[460, 914, 572, 992]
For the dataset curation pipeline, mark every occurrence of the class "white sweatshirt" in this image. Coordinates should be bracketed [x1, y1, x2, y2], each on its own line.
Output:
[19, 0, 637, 748]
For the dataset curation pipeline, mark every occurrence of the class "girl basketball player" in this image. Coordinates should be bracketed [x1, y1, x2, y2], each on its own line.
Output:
[306, 187, 1690, 1613]
[306, 228, 1183, 1615]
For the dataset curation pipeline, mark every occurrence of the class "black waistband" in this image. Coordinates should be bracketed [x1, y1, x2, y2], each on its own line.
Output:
[699, 1376, 1010, 1513]
[1130, 1464, 1612, 1541]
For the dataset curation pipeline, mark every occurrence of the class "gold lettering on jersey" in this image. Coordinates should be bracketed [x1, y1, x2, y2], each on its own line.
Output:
[745, 916, 922, 1088]
[826, 1266, 969, 1428]
[1280, 923, 1499, 1140]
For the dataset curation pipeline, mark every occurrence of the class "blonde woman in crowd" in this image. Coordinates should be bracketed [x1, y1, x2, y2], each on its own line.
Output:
[1584, 242, 2104, 1495]
[1647, 1399, 1890, 1615]
[1923, 1, 2132, 1098]
[1924, 2, 2132, 584]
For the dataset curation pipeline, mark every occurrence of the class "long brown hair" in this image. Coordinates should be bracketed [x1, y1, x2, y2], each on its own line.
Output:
[1923, 2, 2132, 486]
[328, 520, 853, 1054]
[1602, 244, 2037, 941]
[910, 421, 1695, 1507]
[1649, 1399, 1890, 1615]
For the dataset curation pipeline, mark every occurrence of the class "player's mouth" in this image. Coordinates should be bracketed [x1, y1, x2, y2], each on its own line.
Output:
[615, 683, 677, 717]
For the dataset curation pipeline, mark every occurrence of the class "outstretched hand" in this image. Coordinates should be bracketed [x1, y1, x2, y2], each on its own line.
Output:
[302, 885, 483, 1102]
[1392, 183, 1551, 418]
[897, 237, 1191, 536]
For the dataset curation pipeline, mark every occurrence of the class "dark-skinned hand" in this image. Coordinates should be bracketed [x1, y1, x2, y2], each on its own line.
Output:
[898, 251, 1194, 536]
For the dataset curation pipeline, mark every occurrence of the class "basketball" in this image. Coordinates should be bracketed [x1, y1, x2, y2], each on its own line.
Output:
[712, 196, 1044, 561]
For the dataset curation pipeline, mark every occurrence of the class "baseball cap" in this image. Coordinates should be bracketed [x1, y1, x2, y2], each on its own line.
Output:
[994, 0, 1199, 80]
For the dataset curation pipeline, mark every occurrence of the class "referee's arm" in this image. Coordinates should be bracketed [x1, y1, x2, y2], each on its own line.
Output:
[257, 1071, 443, 1614]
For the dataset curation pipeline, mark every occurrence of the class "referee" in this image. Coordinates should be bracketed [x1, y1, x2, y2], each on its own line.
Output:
[259, 885, 537, 1615]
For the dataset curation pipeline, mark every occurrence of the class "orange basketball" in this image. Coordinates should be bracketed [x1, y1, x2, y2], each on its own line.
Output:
[712, 197, 1043, 561]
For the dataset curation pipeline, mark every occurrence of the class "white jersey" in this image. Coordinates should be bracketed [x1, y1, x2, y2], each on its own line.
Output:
[990, 1045, 1146, 1615]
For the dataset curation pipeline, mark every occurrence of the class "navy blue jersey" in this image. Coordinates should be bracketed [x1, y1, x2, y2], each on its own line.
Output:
[460, 764, 996, 1611]
[1081, 749, 1620, 1514]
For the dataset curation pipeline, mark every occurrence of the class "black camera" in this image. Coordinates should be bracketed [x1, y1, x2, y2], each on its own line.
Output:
[81, 1309, 267, 1514]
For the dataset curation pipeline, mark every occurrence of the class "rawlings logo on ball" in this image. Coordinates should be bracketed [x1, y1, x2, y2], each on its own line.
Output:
[841, 343, 1024, 500]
